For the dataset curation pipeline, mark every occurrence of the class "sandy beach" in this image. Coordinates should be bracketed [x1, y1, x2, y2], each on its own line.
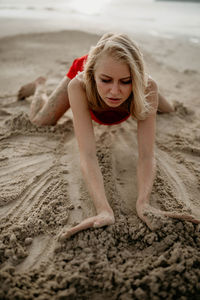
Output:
[0, 26, 200, 299]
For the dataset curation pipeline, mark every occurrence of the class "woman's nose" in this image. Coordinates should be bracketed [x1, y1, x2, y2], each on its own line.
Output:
[110, 82, 120, 95]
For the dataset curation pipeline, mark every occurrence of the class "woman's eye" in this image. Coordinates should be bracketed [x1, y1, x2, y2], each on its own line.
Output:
[121, 80, 132, 84]
[100, 79, 132, 84]
[101, 79, 111, 83]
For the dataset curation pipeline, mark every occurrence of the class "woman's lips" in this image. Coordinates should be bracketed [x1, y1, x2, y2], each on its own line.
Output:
[107, 97, 121, 102]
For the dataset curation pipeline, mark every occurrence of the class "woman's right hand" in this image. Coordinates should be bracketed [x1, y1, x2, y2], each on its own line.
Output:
[58, 211, 115, 241]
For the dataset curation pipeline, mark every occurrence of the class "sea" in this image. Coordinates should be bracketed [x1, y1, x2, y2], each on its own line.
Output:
[0, 0, 200, 43]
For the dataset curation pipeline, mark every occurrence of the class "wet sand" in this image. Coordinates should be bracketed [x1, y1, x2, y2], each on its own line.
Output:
[0, 30, 200, 299]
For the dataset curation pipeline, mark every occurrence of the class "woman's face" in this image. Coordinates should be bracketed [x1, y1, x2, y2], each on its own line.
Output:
[94, 54, 132, 108]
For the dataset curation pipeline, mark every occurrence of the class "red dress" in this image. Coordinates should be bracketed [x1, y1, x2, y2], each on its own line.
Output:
[66, 55, 131, 125]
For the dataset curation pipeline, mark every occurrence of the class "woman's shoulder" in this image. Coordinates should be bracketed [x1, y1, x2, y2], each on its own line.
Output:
[68, 76, 89, 112]
[144, 75, 158, 112]
[144, 73, 157, 92]
[69, 71, 86, 92]
[75, 71, 85, 83]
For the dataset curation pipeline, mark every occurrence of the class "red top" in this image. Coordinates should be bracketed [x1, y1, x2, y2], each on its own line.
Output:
[67, 55, 88, 79]
[66, 55, 131, 125]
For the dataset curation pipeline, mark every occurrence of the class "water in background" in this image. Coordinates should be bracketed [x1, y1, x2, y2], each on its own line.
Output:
[0, 0, 200, 43]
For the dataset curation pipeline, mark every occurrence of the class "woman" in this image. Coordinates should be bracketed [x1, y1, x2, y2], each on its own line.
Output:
[18, 33, 199, 238]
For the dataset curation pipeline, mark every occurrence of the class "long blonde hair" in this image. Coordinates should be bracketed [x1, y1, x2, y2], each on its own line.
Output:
[83, 32, 151, 120]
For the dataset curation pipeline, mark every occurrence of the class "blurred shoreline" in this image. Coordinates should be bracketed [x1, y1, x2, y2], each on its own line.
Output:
[0, 0, 200, 43]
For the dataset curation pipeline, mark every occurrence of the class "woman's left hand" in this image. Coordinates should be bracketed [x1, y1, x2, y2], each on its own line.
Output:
[136, 201, 200, 230]
[136, 202, 157, 230]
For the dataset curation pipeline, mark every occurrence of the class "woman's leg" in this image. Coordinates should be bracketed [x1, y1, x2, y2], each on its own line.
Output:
[18, 76, 71, 126]
[29, 77, 48, 121]
[158, 92, 174, 113]
[18, 82, 37, 101]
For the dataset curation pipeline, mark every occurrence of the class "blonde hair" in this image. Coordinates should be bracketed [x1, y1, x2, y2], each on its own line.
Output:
[83, 32, 151, 120]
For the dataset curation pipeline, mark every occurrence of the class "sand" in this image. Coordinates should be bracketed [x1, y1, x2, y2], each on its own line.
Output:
[0, 30, 200, 299]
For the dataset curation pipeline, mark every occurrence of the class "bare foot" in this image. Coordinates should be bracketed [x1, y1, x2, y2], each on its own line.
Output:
[58, 211, 115, 241]
[137, 203, 200, 230]
[35, 76, 46, 85]
[17, 76, 46, 100]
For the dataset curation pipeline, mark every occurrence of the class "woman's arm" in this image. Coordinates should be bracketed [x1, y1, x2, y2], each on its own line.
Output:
[136, 79, 200, 229]
[135, 79, 158, 229]
[60, 78, 114, 240]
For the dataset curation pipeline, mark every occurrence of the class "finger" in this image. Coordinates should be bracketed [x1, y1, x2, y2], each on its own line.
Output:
[61, 216, 97, 239]
[147, 206, 199, 223]
[93, 213, 115, 228]
[144, 219, 154, 231]
[93, 219, 107, 228]
[93, 221, 102, 228]
[163, 212, 200, 224]
[138, 213, 153, 231]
